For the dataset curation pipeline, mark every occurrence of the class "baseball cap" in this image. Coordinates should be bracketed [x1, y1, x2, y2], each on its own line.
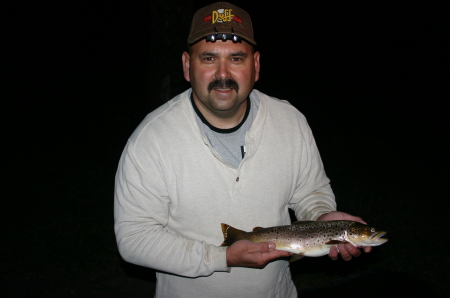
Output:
[187, 2, 256, 46]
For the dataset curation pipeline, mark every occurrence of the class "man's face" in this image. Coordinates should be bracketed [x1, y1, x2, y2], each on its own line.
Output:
[182, 39, 260, 120]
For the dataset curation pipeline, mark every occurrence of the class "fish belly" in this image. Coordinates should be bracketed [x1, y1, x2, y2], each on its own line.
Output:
[276, 243, 334, 257]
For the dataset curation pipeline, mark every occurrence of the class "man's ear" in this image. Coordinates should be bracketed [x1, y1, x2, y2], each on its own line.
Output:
[182, 51, 190, 82]
[254, 51, 261, 82]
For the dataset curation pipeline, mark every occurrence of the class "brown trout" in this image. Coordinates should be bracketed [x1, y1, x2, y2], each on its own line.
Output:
[220, 220, 388, 261]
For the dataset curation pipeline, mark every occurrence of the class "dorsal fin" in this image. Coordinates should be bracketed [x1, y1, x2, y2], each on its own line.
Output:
[292, 221, 315, 225]
[252, 226, 264, 231]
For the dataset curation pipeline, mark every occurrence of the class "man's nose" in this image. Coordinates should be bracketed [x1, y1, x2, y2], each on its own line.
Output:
[216, 60, 231, 79]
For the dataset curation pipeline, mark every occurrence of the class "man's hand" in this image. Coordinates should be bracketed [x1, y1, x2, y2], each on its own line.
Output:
[317, 211, 372, 261]
[226, 240, 291, 268]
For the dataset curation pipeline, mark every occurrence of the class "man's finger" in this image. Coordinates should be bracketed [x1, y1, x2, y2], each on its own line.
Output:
[337, 244, 352, 261]
[363, 246, 372, 253]
[248, 241, 275, 253]
[344, 243, 361, 257]
[267, 250, 291, 259]
[329, 246, 339, 260]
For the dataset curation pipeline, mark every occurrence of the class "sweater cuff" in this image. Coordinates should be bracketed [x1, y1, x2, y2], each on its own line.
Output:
[308, 202, 337, 221]
[211, 245, 231, 272]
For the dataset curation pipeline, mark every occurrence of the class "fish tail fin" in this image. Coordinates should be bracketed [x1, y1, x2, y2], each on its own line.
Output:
[220, 223, 247, 246]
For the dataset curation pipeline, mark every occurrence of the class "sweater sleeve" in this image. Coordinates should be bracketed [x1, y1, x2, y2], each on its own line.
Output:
[114, 140, 229, 277]
[288, 116, 337, 221]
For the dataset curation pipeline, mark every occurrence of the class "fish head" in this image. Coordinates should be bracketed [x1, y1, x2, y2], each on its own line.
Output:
[346, 222, 388, 247]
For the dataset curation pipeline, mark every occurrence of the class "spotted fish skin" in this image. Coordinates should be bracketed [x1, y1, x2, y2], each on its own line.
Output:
[220, 220, 388, 261]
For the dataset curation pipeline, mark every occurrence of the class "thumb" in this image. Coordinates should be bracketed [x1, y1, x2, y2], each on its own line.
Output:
[255, 241, 276, 252]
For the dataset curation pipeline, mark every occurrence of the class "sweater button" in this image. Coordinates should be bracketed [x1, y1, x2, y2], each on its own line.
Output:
[236, 177, 239, 182]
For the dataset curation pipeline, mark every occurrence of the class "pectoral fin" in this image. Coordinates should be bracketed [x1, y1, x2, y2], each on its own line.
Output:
[325, 240, 348, 245]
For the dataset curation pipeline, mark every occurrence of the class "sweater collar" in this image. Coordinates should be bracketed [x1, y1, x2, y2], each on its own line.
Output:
[190, 93, 251, 134]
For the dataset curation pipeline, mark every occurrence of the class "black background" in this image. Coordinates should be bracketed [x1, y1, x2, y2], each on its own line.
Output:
[4, 1, 448, 297]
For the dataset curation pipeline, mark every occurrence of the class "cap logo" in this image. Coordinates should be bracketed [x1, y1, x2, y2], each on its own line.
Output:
[188, 3, 255, 45]
[202, 8, 242, 24]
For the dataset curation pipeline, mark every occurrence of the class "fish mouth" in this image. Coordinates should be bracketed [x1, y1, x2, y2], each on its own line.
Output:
[370, 232, 388, 244]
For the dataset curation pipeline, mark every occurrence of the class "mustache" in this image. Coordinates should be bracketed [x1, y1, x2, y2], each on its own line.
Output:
[207, 78, 239, 93]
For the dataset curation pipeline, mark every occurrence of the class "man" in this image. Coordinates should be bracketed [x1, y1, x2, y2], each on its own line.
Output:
[114, 2, 372, 297]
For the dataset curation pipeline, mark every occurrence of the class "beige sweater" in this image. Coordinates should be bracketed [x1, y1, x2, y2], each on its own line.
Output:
[114, 88, 336, 298]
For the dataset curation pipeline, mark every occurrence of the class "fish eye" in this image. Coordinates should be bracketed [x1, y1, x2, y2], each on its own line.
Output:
[370, 228, 375, 232]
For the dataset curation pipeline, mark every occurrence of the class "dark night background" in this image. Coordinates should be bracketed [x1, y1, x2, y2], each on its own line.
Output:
[4, 0, 448, 297]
